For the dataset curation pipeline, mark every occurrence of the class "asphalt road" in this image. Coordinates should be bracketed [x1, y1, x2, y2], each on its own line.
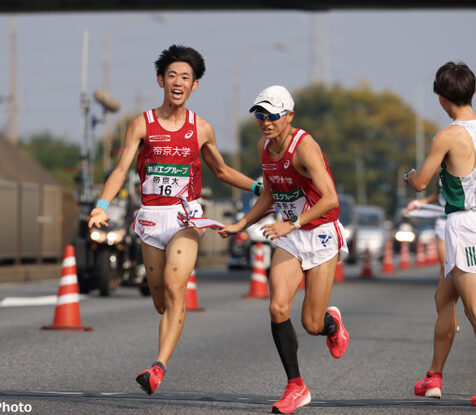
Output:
[0, 262, 474, 415]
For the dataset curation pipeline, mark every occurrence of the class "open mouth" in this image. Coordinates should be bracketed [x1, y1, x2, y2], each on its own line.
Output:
[171, 89, 184, 99]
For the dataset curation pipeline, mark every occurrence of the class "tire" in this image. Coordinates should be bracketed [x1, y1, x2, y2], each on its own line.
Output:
[97, 249, 121, 297]
[77, 271, 91, 294]
[139, 283, 150, 296]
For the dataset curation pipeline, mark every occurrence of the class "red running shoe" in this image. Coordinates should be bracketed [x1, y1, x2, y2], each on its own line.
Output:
[136, 364, 165, 395]
[272, 381, 311, 414]
[325, 306, 349, 359]
[471, 395, 476, 406]
[414, 371, 442, 398]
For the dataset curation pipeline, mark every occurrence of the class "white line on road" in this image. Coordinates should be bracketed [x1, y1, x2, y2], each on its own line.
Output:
[0, 295, 87, 307]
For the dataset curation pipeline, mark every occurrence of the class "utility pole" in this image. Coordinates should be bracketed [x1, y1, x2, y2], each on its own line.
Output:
[9, 14, 18, 144]
[310, 12, 331, 86]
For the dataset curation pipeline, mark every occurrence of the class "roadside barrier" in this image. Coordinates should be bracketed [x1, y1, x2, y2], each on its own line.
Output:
[186, 269, 204, 311]
[41, 245, 92, 332]
[245, 242, 269, 299]
[381, 239, 395, 274]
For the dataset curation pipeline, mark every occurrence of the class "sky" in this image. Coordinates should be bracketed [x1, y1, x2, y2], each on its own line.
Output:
[1, 9, 476, 154]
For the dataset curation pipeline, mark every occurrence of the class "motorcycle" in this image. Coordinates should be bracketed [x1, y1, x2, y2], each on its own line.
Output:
[75, 197, 129, 296]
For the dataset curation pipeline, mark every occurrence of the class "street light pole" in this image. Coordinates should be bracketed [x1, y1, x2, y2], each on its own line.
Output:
[8, 14, 18, 144]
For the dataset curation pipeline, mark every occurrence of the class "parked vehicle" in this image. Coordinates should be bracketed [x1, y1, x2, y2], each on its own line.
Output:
[338, 194, 358, 263]
[354, 205, 387, 259]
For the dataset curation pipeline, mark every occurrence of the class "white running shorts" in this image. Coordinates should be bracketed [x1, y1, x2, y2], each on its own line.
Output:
[275, 220, 348, 271]
[444, 210, 476, 278]
[133, 200, 204, 250]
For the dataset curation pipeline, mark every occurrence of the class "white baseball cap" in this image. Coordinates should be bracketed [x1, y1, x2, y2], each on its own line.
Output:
[249, 85, 295, 114]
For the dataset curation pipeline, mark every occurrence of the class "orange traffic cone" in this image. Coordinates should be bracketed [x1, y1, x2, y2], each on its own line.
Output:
[41, 245, 92, 332]
[426, 237, 439, 265]
[245, 242, 269, 299]
[416, 238, 427, 267]
[299, 274, 305, 289]
[381, 239, 395, 274]
[334, 261, 346, 283]
[186, 269, 204, 311]
[399, 241, 411, 270]
[361, 248, 373, 278]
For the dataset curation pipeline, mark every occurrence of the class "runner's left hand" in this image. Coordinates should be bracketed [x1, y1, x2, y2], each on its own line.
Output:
[261, 221, 296, 240]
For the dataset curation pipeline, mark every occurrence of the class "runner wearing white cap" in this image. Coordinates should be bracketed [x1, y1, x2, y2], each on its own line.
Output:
[219, 85, 350, 415]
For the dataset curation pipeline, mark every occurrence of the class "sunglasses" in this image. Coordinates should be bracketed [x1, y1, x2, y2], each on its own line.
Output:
[254, 110, 289, 122]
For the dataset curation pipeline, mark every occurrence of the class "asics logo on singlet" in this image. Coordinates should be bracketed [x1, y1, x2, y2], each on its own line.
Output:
[149, 135, 171, 142]
[284, 160, 290, 169]
[318, 234, 332, 247]
[185, 130, 194, 139]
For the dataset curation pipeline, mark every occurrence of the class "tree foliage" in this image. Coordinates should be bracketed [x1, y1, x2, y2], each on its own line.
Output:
[239, 83, 439, 213]
[19, 132, 81, 190]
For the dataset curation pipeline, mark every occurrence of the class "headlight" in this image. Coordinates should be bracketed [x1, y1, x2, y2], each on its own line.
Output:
[395, 230, 416, 243]
[106, 229, 126, 245]
[90, 229, 107, 243]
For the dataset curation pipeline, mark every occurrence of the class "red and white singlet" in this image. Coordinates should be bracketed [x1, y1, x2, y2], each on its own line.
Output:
[261, 128, 340, 230]
[137, 109, 201, 206]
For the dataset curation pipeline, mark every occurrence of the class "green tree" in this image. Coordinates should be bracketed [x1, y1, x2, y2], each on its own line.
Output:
[20, 132, 81, 190]
[239, 82, 438, 213]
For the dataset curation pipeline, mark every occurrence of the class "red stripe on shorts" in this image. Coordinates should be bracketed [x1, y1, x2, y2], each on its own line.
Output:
[333, 221, 343, 250]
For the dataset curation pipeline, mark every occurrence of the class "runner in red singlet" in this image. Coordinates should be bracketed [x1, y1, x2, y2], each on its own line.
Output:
[88, 45, 260, 395]
[218, 85, 350, 415]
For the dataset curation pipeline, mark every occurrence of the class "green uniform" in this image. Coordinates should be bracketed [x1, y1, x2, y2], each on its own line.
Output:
[442, 120, 476, 278]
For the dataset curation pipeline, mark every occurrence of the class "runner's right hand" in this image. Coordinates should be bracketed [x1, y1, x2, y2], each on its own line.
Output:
[217, 223, 243, 239]
[88, 207, 110, 228]
[402, 199, 421, 215]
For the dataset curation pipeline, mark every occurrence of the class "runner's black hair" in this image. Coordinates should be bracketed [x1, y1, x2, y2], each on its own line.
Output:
[155, 45, 206, 80]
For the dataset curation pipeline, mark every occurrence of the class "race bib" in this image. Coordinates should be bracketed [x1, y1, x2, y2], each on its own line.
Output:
[272, 188, 307, 220]
[142, 162, 190, 197]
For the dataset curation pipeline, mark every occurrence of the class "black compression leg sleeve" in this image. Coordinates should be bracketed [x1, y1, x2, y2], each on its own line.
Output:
[271, 319, 300, 380]
[319, 312, 337, 336]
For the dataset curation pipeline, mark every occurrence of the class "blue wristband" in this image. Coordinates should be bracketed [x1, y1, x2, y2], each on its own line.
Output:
[96, 199, 109, 211]
[251, 181, 263, 196]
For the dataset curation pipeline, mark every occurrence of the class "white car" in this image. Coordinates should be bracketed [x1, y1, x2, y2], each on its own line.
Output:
[354, 205, 387, 259]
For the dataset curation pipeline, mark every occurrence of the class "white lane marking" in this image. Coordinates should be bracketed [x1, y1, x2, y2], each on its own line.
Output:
[0, 295, 87, 307]
[29, 391, 84, 395]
